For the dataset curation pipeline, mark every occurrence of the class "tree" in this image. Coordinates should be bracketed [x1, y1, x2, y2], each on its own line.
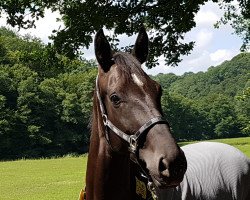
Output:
[0, 27, 97, 159]
[236, 83, 250, 135]
[161, 92, 210, 140]
[1, 0, 249, 68]
[155, 53, 250, 139]
[215, 0, 250, 51]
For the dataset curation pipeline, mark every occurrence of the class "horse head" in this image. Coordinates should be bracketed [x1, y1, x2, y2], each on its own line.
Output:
[94, 27, 187, 189]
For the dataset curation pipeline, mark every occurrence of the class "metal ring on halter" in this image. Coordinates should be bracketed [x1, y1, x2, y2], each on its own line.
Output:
[102, 114, 108, 126]
[129, 135, 138, 154]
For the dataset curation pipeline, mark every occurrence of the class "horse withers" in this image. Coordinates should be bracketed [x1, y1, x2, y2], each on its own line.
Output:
[81, 27, 187, 200]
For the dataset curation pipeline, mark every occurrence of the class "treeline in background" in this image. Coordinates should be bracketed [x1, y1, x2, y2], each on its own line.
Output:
[0, 27, 249, 160]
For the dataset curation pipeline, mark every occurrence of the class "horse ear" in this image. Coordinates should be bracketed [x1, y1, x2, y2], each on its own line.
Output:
[132, 26, 149, 64]
[94, 29, 114, 72]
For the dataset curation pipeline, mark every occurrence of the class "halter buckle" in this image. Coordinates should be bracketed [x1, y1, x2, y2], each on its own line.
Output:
[129, 135, 138, 154]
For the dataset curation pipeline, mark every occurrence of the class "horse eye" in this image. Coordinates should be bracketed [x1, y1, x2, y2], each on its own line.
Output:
[110, 94, 121, 105]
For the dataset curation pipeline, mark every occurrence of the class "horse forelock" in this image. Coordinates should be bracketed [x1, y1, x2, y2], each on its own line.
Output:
[112, 52, 145, 80]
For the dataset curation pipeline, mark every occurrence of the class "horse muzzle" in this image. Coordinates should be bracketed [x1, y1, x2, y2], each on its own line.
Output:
[142, 147, 187, 189]
[155, 150, 187, 189]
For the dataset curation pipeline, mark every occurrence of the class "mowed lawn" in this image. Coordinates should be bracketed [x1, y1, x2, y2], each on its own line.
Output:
[1, 137, 250, 200]
[0, 156, 87, 200]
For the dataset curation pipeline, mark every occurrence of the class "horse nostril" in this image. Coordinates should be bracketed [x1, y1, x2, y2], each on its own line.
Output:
[159, 157, 170, 177]
[159, 156, 187, 180]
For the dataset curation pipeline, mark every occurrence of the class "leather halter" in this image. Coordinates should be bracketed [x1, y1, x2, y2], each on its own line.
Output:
[96, 75, 168, 199]
[96, 75, 167, 154]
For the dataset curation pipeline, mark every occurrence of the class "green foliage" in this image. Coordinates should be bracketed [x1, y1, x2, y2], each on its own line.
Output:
[0, 28, 97, 160]
[215, 1, 250, 51]
[155, 53, 250, 140]
[1, 1, 249, 67]
[161, 92, 210, 140]
[236, 84, 250, 135]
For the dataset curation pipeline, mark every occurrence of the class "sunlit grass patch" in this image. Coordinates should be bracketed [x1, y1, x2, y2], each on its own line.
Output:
[0, 156, 87, 200]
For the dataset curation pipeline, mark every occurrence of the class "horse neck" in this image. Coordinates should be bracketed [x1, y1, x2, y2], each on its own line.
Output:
[85, 94, 131, 200]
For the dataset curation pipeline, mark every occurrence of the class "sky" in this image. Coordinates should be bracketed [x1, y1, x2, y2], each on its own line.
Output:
[0, 2, 245, 75]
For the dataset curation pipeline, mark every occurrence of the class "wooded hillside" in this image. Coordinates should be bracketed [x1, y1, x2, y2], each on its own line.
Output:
[0, 28, 96, 159]
[154, 53, 250, 140]
[0, 27, 249, 160]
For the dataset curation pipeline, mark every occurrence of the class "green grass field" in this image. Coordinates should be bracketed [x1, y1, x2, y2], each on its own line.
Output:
[0, 156, 87, 200]
[1, 137, 250, 200]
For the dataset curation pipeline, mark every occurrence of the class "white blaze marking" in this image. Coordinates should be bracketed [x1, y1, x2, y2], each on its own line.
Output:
[132, 73, 144, 86]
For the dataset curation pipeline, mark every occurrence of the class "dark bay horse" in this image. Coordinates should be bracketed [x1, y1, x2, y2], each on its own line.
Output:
[82, 27, 187, 200]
